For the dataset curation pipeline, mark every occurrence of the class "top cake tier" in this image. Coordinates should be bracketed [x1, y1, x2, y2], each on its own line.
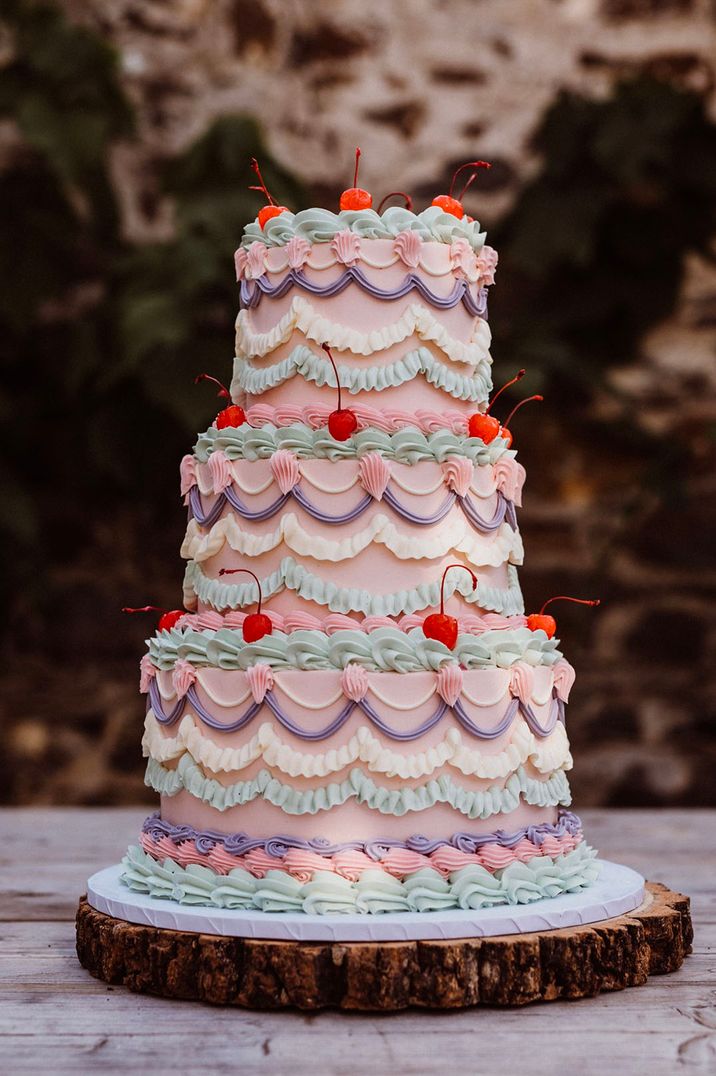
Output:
[232, 207, 497, 416]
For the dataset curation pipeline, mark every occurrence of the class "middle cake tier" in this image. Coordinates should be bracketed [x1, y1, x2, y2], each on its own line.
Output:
[180, 435, 526, 621]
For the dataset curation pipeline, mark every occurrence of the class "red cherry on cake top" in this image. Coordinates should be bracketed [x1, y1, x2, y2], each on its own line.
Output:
[499, 394, 543, 448]
[339, 147, 373, 211]
[432, 160, 491, 219]
[468, 368, 526, 443]
[218, 569, 273, 642]
[122, 606, 184, 633]
[527, 596, 601, 639]
[321, 343, 358, 441]
[249, 157, 288, 229]
[194, 373, 246, 429]
[423, 564, 478, 650]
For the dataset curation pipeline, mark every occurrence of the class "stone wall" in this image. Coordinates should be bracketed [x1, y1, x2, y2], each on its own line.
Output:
[3, 0, 715, 806]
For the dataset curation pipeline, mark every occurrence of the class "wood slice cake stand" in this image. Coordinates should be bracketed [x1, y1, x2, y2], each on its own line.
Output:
[76, 862, 692, 1010]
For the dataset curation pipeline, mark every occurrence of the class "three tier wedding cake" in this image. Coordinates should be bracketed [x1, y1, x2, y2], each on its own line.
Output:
[121, 159, 600, 916]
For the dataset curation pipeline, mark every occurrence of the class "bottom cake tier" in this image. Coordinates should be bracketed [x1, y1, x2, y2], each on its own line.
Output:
[121, 627, 599, 915]
[121, 808, 598, 915]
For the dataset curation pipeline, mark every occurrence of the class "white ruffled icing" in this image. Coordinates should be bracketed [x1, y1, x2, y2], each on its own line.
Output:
[181, 513, 524, 567]
[182, 558, 525, 617]
[235, 297, 491, 367]
[142, 712, 572, 780]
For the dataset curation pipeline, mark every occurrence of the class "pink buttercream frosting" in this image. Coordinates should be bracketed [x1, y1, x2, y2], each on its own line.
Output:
[245, 663, 274, 703]
[358, 453, 391, 501]
[139, 653, 156, 694]
[174, 609, 529, 636]
[270, 449, 300, 494]
[172, 659, 197, 699]
[139, 831, 583, 881]
[436, 664, 463, 706]
[340, 664, 369, 702]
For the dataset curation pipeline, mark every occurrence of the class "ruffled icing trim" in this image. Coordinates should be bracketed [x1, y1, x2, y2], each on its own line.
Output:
[240, 205, 487, 252]
[182, 558, 525, 617]
[121, 841, 599, 914]
[145, 755, 572, 818]
[193, 419, 512, 465]
[142, 807, 581, 854]
[147, 625, 564, 674]
[231, 345, 491, 403]
[181, 513, 523, 567]
[143, 712, 572, 780]
[235, 297, 491, 367]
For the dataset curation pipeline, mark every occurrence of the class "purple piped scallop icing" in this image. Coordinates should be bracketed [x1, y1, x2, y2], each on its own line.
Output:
[147, 684, 565, 742]
[141, 809, 583, 859]
[240, 268, 489, 318]
[189, 481, 515, 534]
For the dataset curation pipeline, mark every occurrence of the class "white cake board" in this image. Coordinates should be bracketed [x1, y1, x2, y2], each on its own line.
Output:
[86, 860, 645, 943]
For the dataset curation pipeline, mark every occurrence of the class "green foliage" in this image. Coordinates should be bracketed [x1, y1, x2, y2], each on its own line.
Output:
[490, 77, 716, 405]
[0, 2, 305, 616]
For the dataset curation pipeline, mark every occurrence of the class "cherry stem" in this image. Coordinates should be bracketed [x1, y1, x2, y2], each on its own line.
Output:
[438, 563, 477, 616]
[539, 596, 601, 616]
[321, 343, 345, 412]
[194, 373, 231, 401]
[377, 190, 413, 213]
[457, 173, 477, 201]
[249, 157, 276, 206]
[502, 394, 543, 429]
[353, 147, 361, 189]
[122, 606, 166, 615]
[217, 568, 264, 615]
[449, 160, 491, 198]
[486, 369, 526, 414]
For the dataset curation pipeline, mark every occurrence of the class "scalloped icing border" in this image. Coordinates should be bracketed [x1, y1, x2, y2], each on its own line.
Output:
[145, 755, 571, 818]
[180, 513, 524, 567]
[231, 345, 491, 403]
[182, 559, 525, 617]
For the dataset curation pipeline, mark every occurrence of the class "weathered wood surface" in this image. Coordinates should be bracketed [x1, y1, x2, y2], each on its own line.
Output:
[1, 808, 714, 1074]
[74, 882, 691, 1010]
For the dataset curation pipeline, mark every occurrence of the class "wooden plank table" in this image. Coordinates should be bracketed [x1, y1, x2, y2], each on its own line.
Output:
[1, 808, 713, 1075]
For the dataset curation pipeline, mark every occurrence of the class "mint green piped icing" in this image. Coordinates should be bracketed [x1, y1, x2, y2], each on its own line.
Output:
[145, 755, 571, 818]
[231, 345, 491, 403]
[241, 206, 487, 251]
[120, 843, 599, 913]
[182, 559, 524, 618]
[193, 423, 512, 466]
[147, 625, 562, 673]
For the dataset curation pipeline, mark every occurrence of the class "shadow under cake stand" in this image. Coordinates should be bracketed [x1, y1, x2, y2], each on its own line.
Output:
[76, 860, 692, 1009]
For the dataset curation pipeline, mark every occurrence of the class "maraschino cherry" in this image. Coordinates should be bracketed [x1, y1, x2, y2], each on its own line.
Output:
[499, 394, 543, 448]
[321, 343, 358, 441]
[122, 606, 184, 633]
[423, 564, 478, 650]
[339, 148, 372, 211]
[377, 191, 413, 213]
[194, 373, 246, 429]
[218, 568, 273, 642]
[527, 596, 601, 639]
[432, 161, 491, 219]
[249, 157, 288, 229]
[468, 369, 526, 443]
